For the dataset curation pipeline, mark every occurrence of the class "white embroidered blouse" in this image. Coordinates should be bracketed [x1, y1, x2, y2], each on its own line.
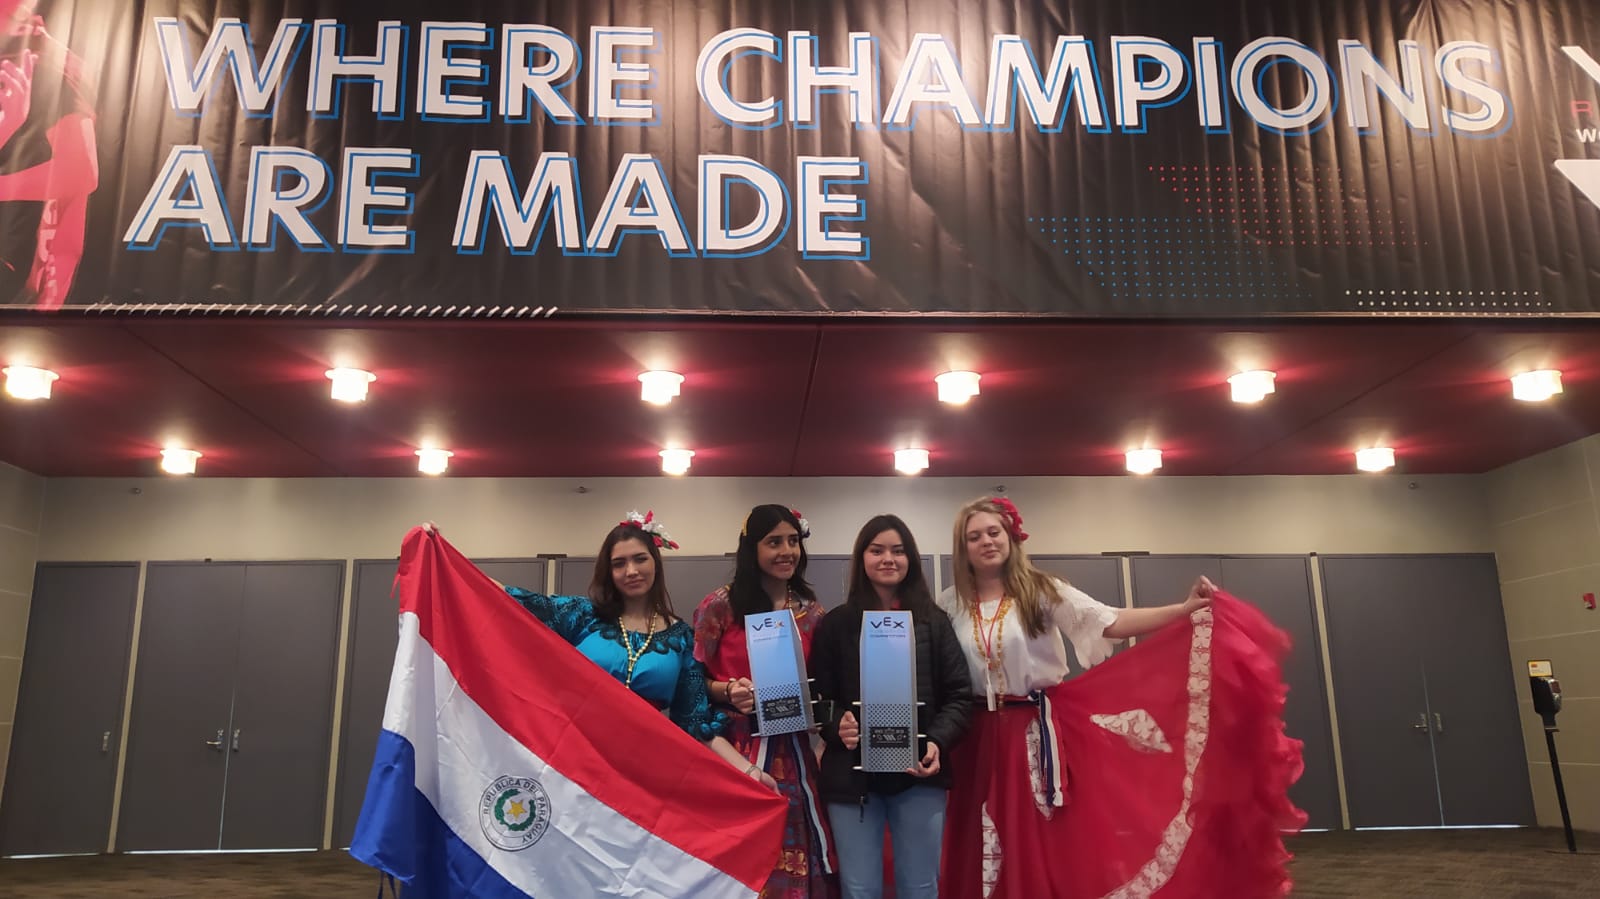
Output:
[937, 579, 1123, 701]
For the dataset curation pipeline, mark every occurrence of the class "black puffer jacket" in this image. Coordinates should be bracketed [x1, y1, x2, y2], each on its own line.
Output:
[811, 602, 974, 804]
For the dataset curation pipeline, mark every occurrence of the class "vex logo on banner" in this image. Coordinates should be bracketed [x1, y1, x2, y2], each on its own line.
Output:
[1554, 160, 1600, 208]
[1558, 46, 1600, 210]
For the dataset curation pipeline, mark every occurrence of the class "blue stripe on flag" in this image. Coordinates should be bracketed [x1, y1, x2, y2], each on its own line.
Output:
[350, 729, 532, 899]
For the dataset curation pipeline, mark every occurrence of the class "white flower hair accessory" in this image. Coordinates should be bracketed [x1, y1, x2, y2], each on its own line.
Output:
[789, 508, 811, 539]
[621, 510, 680, 550]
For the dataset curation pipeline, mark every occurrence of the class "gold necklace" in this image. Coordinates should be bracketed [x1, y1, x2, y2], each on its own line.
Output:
[620, 614, 658, 687]
[970, 596, 1013, 675]
[773, 590, 804, 618]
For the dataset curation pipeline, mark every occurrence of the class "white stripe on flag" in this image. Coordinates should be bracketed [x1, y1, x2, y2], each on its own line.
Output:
[381, 612, 754, 899]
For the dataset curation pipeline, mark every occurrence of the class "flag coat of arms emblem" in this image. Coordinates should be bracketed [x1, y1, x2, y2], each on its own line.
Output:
[351, 528, 787, 897]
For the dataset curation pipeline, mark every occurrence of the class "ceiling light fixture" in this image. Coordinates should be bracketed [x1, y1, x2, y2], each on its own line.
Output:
[639, 370, 685, 405]
[3, 365, 58, 400]
[326, 368, 377, 403]
[660, 448, 694, 476]
[1510, 369, 1563, 402]
[894, 448, 930, 475]
[935, 370, 981, 405]
[416, 448, 454, 475]
[1228, 370, 1277, 403]
[1126, 448, 1163, 475]
[160, 448, 202, 475]
[1355, 446, 1396, 472]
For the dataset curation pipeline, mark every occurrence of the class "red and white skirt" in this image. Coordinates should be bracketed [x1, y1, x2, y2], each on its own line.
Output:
[942, 592, 1307, 898]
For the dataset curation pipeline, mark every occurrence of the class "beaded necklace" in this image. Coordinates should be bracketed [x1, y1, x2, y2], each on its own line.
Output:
[619, 614, 658, 688]
[969, 595, 1013, 711]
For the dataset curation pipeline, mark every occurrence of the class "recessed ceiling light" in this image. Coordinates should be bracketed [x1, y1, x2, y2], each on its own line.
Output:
[1510, 370, 1562, 402]
[3, 365, 58, 400]
[1227, 370, 1277, 403]
[416, 448, 453, 475]
[935, 370, 981, 405]
[326, 368, 376, 403]
[639, 371, 685, 405]
[1126, 448, 1163, 475]
[160, 448, 201, 475]
[1355, 446, 1396, 472]
[894, 448, 930, 475]
[659, 448, 694, 476]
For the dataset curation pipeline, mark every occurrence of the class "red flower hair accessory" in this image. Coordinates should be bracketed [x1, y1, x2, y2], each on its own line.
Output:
[621, 509, 679, 550]
[789, 508, 812, 539]
[990, 497, 1029, 543]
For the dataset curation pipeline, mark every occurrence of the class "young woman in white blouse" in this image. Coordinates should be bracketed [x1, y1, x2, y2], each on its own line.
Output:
[936, 496, 1305, 899]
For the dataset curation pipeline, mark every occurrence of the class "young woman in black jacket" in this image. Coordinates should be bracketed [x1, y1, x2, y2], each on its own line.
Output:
[811, 515, 974, 899]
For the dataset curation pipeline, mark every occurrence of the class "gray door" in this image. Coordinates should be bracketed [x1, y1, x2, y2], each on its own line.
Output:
[660, 557, 733, 622]
[1321, 556, 1452, 827]
[1217, 557, 1342, 831]
[0, 563, 139, 856]
[1129, 556, 1222, 608]
[334, 558, 546, 848]
[805, 555, 851, 609]
[554, 558, 593, 598]
[221, 562, 345, 850]
[1131, 555, 1341, 830]
[1413, 556, 1534, 826]
[118, 563, 247, 851]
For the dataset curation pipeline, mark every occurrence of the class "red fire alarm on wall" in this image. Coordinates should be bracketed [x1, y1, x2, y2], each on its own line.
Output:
[1584, 592, 1597, 611]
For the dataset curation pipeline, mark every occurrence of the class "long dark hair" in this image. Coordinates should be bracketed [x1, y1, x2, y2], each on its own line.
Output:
[845, 514, 934, 613]
[728, 504, 816, 623]
[589, 524, 676, 624]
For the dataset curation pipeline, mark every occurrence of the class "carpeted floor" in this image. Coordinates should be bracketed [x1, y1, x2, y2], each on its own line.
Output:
[1, 828, 1596, 897]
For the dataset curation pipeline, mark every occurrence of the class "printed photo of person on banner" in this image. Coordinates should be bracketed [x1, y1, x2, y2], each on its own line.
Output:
[0, 0, 97, 310]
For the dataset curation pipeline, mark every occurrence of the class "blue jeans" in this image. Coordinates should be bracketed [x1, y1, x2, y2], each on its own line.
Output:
[826, 785, 947, 899]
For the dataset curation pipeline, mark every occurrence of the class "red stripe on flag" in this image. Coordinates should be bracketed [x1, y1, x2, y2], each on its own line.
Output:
[394, 527, 785, 892]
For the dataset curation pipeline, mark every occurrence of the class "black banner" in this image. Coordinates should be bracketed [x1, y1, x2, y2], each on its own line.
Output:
[4, 0, 1600, 317]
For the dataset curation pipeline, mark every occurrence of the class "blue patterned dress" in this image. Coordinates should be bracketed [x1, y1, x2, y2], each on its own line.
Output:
[504, 587, 727, 741]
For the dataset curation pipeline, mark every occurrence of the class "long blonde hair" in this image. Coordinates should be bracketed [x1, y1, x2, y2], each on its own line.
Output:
[950, 497, 1062, 638]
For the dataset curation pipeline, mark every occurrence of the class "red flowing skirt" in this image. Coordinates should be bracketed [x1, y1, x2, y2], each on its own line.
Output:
[942, 593, 1306, 898]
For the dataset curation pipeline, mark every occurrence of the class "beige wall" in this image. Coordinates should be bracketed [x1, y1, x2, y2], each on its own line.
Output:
[36, 472, 1493, 562]
[0, 462, 44, 806]
[1485, 435, 1600, 833]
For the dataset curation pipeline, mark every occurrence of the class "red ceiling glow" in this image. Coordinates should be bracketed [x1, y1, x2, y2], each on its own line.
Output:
[0, 318, 1597, 478]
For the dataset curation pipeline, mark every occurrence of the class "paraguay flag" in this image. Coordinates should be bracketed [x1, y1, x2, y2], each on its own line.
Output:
[351, 527, 787, 897]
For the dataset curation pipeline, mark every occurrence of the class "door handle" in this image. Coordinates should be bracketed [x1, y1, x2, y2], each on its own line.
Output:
[1412, 713, 1429, 732]
[100, 731, 111, 753]
[1433, 712, 1444, 734]
[204, 728, 225, 750]
[231, 728, 241, 752]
